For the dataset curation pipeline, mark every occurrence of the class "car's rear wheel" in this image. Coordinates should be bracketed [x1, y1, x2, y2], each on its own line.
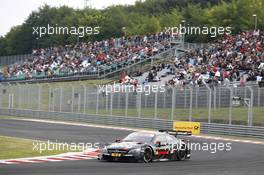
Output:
[176, 149, 186, 161]
[176, 144, 188, 161]
[142, 147, 153, 163]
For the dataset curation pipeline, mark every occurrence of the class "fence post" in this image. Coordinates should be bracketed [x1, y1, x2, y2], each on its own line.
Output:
[78, 90, 81, 113]
[27, 83, 31, 109]
[257, 87, 260, 107]
[138, 92, 142, 118]
[38, 84, 42, 110]
[195, 87, 198, 109]
[48, 85, 51, 112]
[125, 91, 128, 117]
[184, 89, 187, 109]
[96, 88, 99, 115]
[189, 87, 193, 121]
[163, 91, 166, 109]
[218, 87, 221, 108]
[246, 86, 254, 126]
[59, 87, 63, 112]
[213, 87, 216, 110]
[0, 84, 2, 108]
[52, 88, 55, 112]
[154, 91, 158, 119]
[16, 83, 21, 108]
[228, 87, 233, 125]
[171, 88, 175, 120]
[205, 85, 212, 124]
[106, 92, 109, 113]
[118, 92, 121, 109]
[81, 84, 87, 114]
[71, 86, 74, 113]
[110, 92, 113, 115]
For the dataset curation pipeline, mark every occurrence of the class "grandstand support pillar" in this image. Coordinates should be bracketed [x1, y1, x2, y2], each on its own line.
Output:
[154, 92, 158, 119]
[171, 88, 176, 120]
[189, 87, 193, 122]
[228, 87, 233, 125]
[205, 85, 212, 124]
[125, 91, 128, 117]
[138, 92, 142, 118]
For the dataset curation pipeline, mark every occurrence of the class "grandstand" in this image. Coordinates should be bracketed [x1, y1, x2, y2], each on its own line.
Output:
[1, 31, 263, 88]
[0, 32, 173, 82]
[134, 31, 264, 88]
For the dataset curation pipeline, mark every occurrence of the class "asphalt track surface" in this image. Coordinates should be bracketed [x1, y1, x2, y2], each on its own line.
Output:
[0, 119, 264, 175]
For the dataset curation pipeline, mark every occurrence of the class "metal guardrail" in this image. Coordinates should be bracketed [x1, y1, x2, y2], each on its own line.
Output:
[201, 123, 264, 138]
[1, 108, 264, 139]
[0, 108, 173, 130]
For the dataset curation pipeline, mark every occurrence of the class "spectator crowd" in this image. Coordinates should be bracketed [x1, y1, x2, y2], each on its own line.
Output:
[0, 32, 171, 80]
[1, 30, 263, 88]
[141, 31, 264, 88]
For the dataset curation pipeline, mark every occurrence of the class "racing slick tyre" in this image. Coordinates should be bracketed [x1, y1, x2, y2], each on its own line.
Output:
[176, 145, 188, 161]
[142, 147, 153, 163]
[176, 150, 186, 161]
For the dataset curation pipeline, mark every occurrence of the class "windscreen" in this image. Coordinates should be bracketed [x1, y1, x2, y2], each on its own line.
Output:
[123, 132, 155, 143]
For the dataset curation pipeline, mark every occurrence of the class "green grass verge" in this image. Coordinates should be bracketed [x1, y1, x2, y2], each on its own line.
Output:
[0, 135, 79, 160]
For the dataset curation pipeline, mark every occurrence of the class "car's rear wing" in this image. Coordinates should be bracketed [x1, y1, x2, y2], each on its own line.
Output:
[158, 129, 192, 137]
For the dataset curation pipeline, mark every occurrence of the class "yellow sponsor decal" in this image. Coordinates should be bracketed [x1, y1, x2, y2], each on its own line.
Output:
[173, 121, 200, 135]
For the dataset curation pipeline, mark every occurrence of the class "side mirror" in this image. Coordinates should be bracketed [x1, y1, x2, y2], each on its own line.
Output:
[155, 141, 161, 147]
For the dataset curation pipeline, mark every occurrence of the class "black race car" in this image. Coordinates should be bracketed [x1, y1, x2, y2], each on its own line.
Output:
[98, 130, 191, 163]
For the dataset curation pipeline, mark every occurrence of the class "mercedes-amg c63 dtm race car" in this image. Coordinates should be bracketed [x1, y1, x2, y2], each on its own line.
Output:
[98, 130, 191, 163]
